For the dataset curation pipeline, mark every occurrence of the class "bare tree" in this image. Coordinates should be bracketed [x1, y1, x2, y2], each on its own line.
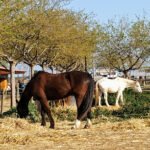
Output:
[96, 18, 150, 77]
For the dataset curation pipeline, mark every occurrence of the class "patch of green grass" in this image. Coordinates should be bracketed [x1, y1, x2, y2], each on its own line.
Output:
[2, 107, 17, 117]
[2, 102, 40, 122]
[112, 89, 150, 119]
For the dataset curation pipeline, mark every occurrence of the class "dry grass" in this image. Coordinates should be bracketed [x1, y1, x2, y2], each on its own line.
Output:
[0, 117, 150, 150]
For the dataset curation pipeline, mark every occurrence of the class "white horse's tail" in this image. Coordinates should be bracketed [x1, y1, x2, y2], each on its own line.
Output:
[95, 82, 100, 106]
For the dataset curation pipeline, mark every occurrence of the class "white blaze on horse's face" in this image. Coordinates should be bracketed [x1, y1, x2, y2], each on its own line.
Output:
[134, 81, 142, 93]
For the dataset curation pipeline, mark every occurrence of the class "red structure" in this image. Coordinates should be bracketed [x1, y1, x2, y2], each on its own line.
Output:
[0, 67, 25, 91]
[0, 67, 26, 113]
[0, 67, 25, 75]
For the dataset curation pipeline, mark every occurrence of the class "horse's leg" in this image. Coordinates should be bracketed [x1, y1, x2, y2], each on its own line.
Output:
[73, 94, 85, 129]
[41, 99, 54, 128]
[115, 91, 121, 107]
[40, 105, 46, 126]
[98, 92, 102, 106]
[35, 100, 46, 126]
[73, 96, 82, 129]
[120, 92, 124, 105]
[73, 78, 94, 129]
[38, 91, 55, 128]
[84, 110, 92, 129]
[104, 91, 110, 107]
[36, 100, 48, 126]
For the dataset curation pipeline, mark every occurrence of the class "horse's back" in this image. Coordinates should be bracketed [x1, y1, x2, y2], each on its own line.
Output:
[97, 77, 123, 93]
[29, 71, 92, 100]
[97, 77, 119, 85]
[31, 71, 91, 86]
[68, 71, 92, 85]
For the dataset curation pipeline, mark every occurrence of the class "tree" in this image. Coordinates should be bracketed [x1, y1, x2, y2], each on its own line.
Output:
[0, 0, 99, 108]
[23, 9, 99, 73]
[96, 18, 150, 77]
[50, 11, 99, 72]
[0, 0, 33, 107]
[0, 0, 71, 106]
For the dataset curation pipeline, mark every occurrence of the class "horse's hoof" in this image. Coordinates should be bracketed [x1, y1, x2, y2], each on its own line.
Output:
[50, 126, 54, 129]
[71, 126, 75, 129]
[71, 125, 80, 129]
[50, 124, 55, 129]
[41, 123, 46, 126]
[71, 126, 78, 129]
[84, 124, 91, 129]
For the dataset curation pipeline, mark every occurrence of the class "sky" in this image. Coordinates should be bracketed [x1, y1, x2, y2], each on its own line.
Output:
[66, 0, 150, 23]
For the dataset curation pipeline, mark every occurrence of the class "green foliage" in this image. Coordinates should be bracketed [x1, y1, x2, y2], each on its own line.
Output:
[0, 0, 99, 71]
[2, 90, 149, 122]
[51, 107, 76, 121]
[91, 107, 113, 118]
[27, 90, 149, 122]
[28, 102, 40, 122]
[92, 89, 150, 120]
[2, 107, 17, 118]
[96, 18, 150, 76]
[112, 89, 150, 119]
[2, 102, 40, 122]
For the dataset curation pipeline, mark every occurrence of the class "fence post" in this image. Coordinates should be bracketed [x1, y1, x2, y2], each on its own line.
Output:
[0, 90, 4, 114]
[16, 82, 20, 100]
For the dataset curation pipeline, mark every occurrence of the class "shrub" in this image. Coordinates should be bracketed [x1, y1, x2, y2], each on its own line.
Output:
[2, 102, 40, 122]
[51, 107, 76, 121]
[28, 102, 40, 122]
[2, 90, 150, 122]
[112, 89, 150, 119]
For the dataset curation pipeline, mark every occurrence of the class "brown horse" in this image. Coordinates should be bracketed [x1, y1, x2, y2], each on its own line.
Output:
[17, 71, 94, 129]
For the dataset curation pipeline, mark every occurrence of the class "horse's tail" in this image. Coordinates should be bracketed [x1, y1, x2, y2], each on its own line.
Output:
[77, 77, 94, 120]
[95, 81, 99, 106]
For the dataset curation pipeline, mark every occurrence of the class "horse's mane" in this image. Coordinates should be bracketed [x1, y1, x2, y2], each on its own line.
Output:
[33, 71, 45, 78]
[23, 71, 46, 91]
[118, 77, 135, 81]
[107, 77, 117, 79]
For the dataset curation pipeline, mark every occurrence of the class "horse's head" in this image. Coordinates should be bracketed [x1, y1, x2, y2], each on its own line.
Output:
[16, 100, 29, 118]
[134, 81, 142, 93]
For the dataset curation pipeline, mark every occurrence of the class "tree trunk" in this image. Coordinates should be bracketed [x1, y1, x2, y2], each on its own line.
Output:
[0, 91, 4, 113]
[29, 64, 34, 79]
[123, 70, 129, 78]
[85, 56, 87, 72]
[9, 61, 16, 108]
[42, 64, 46, 71]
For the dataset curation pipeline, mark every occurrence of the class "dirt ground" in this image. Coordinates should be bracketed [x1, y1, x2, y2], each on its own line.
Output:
[0, 99, 150, 150]
[0, 117, 150, 150]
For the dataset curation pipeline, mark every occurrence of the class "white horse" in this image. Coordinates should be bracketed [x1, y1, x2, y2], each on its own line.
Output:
[95, 77, 142, 107]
